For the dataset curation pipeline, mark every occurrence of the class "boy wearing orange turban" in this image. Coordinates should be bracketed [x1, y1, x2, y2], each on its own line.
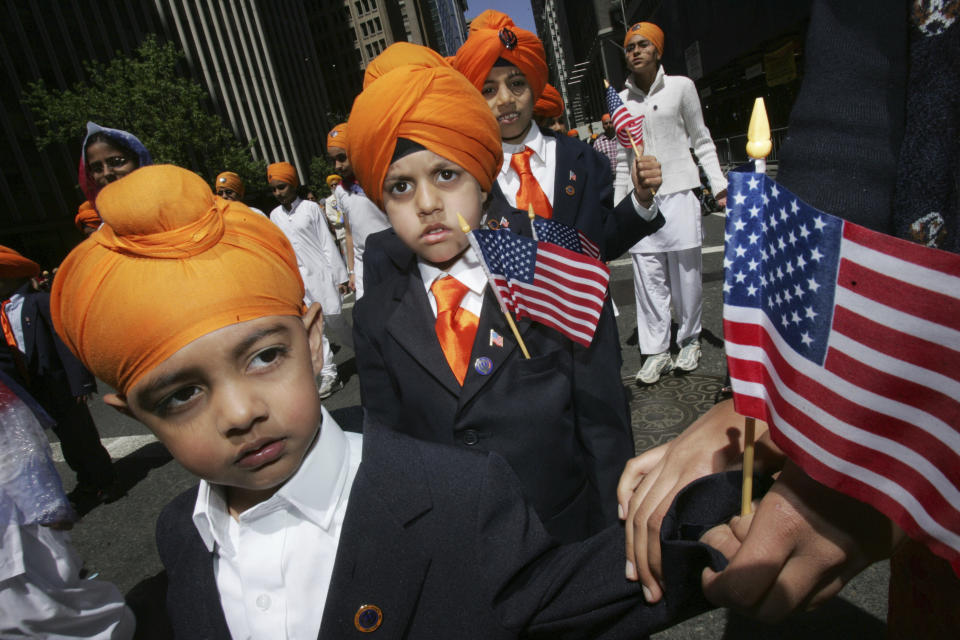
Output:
[215, 171, 265, 215]
[533, 83, 567, 134]
[453, 9, 665, 262]
[267, 161, 349, 398]
[325, 123, 390, 300]
[0, 246, 118, 511]
[49, 163, 742, 637]
[349, 44, 641, 544]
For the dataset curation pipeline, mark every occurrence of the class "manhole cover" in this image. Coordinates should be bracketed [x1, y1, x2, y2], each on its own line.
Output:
[626, 373, 725, 454]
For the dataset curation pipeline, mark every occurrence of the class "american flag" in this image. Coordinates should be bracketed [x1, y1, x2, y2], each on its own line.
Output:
[723, 164, 960, 575]
[467, 228, 609, 347]
[605, 84, 644, 150]
[530, 217, 601, 259]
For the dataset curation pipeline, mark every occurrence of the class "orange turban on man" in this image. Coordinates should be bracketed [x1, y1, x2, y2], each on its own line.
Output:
[326, 123, 348, 152]
[74, 200, 102, 231]
[534, 83, 564, 118]
[0, 246, 40, 279]
[453, 10, 548, 100]
[214, 171, 245, 197]
[348, 44, 502, 211]
[363, 42, 449, 89]
[624, 22, 664, 55]
[267, 162, 299, 188]
[51, 165, 304, 395]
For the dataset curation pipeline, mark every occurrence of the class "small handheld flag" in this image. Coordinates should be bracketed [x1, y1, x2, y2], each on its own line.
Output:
[604, 79, 644, 151]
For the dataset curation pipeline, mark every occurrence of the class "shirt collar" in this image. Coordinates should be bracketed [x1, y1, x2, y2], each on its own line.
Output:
[500, 124, 547, 175]
[625, 66, 665, 98]
[282, 197, 303, 213]
[192, 406, 351, 553]
[417, 249, 486, 299]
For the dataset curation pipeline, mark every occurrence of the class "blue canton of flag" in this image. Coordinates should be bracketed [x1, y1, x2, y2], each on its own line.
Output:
[467, 228, 609, 347]
[724, 172, 843, 365]
[531, 217, 602, 259]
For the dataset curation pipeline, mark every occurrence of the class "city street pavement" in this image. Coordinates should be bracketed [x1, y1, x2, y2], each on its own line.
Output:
[52, 210, 889, 638]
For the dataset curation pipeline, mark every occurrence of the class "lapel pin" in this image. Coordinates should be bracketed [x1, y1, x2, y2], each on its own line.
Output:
[565, 185, 575, 196]
[354, 604, 383, 632]
[569, 170, 576, 181]
[474, 356, 493, 375]
[489, 329, 503, 347]
[499, 216, 510, 228]
[486, 219, 500, 230]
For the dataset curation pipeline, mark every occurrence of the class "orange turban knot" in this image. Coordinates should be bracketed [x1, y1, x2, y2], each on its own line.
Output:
[326, 123, 348, 152]
[215, 171, 245, 197]
[51, 165, 304, 395]
[534, 84, 564, 118]
[624, 22, 664, 55]
[364, 42, 450, 89]
[74, 200, 102, 231]
[453, 9, 547, 99]
[267, 162, 299, 188]
[0, 246, 40, 279]
[348, 44, 502, 211]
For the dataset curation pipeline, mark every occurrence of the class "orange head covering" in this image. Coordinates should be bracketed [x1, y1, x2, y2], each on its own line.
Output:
[74, 200, 102, 231]
[534, 83, 564, 118]
[267, 162, 299, 188]
[453, 10, 547, 99]
[348, 44, 502, 211]
[624, 22, 664, 55]
[326, 123, 348, 151]
[364, 42, 449, 89]
[601, 113, 611, 123]
[214, 171, 245, 197]
[0, 246, 40, 279]
[50, 165, 304, 396]
[325, 174, 342, 187]
[567, 129, 579, 137]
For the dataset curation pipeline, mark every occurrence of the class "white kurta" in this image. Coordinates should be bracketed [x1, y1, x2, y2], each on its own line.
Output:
[270, 197, 348, 314]
[335, 185, 389, 299]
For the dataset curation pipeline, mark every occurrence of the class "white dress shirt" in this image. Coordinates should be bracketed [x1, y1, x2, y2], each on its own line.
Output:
[3, 285, 28, 351]
[418, 249, 487, 319]
[499, 125, 557, 209]
[269, 198, 348, 312]
[192, 407, 363, 640]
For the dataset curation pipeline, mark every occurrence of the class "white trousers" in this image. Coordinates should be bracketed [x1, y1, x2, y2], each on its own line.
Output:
[632, 247, 702, 355]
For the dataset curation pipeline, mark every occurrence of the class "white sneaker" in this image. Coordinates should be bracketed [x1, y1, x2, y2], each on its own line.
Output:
[318, 373, 342, 399]
[675, 341, 702, 372]
[635, 352, 674, 384]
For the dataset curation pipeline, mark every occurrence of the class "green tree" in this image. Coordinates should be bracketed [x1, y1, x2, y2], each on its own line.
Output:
[308, 155, 338, 199]
[23, 35, 267, 200]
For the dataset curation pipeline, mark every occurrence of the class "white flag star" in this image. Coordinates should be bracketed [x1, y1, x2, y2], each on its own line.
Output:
[733, 192, 747, 205]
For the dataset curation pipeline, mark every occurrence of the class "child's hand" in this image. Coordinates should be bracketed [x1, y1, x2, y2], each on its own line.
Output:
[630, 142, 661, 207]
[700, 460, 904, 623]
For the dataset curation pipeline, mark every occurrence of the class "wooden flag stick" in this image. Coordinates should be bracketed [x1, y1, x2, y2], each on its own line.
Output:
[741, 416, 756, 516]
[457, 213, 531, 359]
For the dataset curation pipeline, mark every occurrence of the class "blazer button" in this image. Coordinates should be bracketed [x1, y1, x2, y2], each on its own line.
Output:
[462, 429, 479, 446]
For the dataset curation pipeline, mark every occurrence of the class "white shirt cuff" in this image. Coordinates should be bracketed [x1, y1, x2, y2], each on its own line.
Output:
[630, 191, 659, 221]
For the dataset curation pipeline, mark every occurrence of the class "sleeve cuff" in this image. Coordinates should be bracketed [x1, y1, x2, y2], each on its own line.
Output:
[630, 191, 659, 221]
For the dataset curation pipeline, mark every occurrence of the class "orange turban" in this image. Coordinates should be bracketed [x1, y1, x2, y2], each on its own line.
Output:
[601, 113, 611, 123]
[51, 165, 304, 395]
[534, 83, 564, 118]
[624, 22, 664, 55]
[214, 171, 245, 197]
[325, 174, 342, 187]
[348, 45, 502, 211]
[364, 42, 449, 89]
[453, 10, 547, 99]
[74, 200, 102, 231]
[0, 246, 40, 279]
[567, 129, 579, 137]
[267, 162, 299, 188]
[327, 123, 348, 151]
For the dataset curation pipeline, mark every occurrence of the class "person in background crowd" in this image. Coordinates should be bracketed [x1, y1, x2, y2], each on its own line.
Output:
[74, 201, 101, 237]
[326, 123, 391, 300]
[614, 22, 727, 384]
[79, 121, 152, 205]
[533, 83, 566, 134]
[324, 174, 348, 261]
[566, 128, 579, 137]
[0, 246, 120, 511]
[593, 113, 619, 176]
[214, 171, 265, 216]
[267, 161, 349, 398]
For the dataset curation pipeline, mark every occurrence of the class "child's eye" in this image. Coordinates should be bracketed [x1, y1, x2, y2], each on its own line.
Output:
[156, 386, 201, 415]
[481, 86, 496, 97]
[249, 346, 287, 371]
[387, 180, 412, 196]
[437, 169, 458, 182]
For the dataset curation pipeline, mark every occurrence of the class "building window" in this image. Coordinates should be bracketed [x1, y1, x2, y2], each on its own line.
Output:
[361, 22, 368, 36]
[355, 2, 362, 15]
[370, 0, 377, 8]
[366, 43, 373, 57]
[374, 17, 381, 32]
[362, 0, 370, 12]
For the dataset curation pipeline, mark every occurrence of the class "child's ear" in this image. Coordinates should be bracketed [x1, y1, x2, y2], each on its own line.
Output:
[103, 393, 134, 418]
[480, 190, 488, 205]
[301, 303, 325, 374]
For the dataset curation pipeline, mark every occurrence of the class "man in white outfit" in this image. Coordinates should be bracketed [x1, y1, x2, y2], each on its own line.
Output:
[613, 22, 727, 384]
[267, 161, 349, 398]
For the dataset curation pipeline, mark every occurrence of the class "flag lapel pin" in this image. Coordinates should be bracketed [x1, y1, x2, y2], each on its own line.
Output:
[569, 170, 576, 181]
[489, 329, 504, 347]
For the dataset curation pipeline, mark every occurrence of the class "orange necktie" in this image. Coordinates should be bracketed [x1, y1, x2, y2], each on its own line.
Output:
[1, 299, 30, 384]
[510, 147, 553, 219]
[431, 276, 479, 385]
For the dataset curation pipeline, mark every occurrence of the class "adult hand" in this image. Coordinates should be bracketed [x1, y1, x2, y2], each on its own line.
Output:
[618, 400, 779, 602]
[700, 459, 904, 623]
[714, 189, 727, 209]
[349, 273, 356, 292]
[338, 281, 351, 295]
[631, 142, 662, 207]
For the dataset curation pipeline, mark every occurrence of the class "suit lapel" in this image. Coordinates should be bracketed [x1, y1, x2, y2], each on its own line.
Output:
[385, 271, 461, 395]
[318, 427, 432, 638]
[19, 295, 38, 360]
[551, 136, 586, 227]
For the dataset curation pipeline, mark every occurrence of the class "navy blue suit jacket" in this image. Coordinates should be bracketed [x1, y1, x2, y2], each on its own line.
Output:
[489, 131, 665, 261]
[154, 422, 750, 639]
[354, 210, 632, 543]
